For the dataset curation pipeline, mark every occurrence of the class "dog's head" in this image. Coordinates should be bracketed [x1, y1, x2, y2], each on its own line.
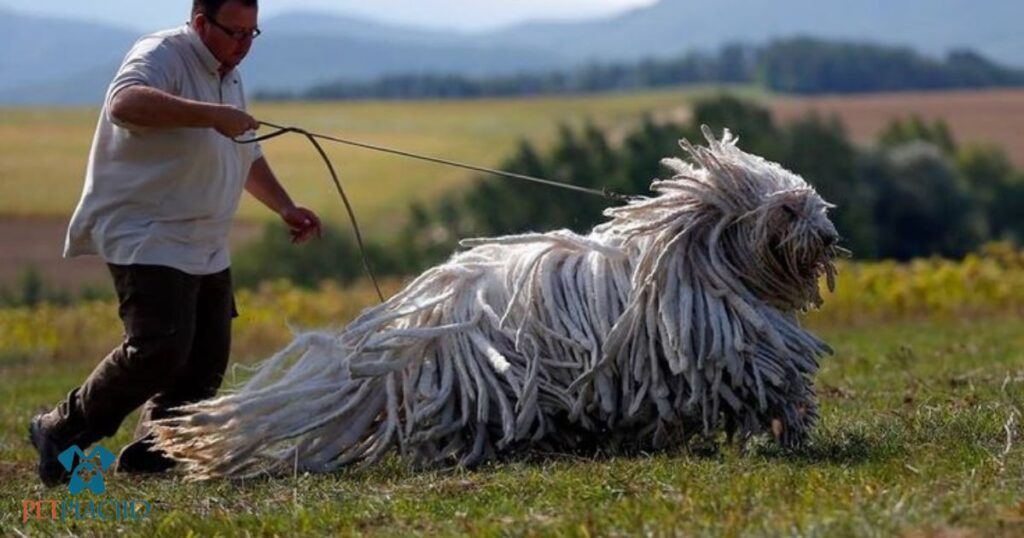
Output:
[727, 169, 842, 312]
[605, 126, 843, 312]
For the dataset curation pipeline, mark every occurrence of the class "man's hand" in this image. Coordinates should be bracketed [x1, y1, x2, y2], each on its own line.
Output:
[281, 206, 322, 244]
[211, 105, 259, 138]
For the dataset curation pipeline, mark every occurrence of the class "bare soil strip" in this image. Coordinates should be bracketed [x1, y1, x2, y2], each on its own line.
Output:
[0, 217, 262, 292]
[769, 89, 1024, 167]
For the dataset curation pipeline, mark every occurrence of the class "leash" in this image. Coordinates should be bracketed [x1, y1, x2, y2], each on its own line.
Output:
[234, 121, 635, 302]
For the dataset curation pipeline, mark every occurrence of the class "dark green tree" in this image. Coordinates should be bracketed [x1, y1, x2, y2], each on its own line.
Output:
[879, 116, 957, 155]
[957, 144, 1024, 241]
[870, 142, 985, 259]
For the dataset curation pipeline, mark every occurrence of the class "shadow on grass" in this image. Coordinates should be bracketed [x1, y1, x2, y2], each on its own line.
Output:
[97, 427, 905, 491]
[751, 429, 904, 466]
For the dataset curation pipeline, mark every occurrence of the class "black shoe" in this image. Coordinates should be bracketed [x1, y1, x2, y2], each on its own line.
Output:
[116, 435, 176, 474]
[28, 415, 72, 487]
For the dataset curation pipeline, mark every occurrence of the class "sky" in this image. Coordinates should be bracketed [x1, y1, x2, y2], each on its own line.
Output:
[0, 0, 658, 32]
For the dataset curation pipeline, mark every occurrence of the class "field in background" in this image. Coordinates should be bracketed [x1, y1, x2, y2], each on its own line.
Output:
[3, 87, 1022, 225]
[2, 86, 1023, 292]
[769, 89, 1024, 168]
[1, 254, 1022, 535]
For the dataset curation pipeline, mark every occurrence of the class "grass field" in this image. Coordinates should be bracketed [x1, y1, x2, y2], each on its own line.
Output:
[1, 256, 1022, 537]
[1, 319, 1021, 536]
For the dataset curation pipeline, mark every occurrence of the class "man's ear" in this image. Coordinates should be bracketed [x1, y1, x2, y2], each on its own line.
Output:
[57, 446, 84, 472]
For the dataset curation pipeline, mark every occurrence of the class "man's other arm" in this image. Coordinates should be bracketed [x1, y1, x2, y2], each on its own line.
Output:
[245, 157, 322, 244]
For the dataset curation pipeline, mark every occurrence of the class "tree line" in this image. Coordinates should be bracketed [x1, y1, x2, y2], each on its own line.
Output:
[255, 39, 1024, 101]
[231, 95, 1024, 289]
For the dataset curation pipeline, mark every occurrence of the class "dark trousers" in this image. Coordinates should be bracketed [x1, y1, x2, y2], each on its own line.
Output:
[44, 264, 236, 450]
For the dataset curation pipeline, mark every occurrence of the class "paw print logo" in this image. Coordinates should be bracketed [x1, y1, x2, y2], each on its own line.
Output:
[58, 445, 116, 495]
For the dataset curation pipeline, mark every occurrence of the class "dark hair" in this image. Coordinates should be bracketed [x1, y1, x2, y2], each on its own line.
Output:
[192, 0, 257, 17]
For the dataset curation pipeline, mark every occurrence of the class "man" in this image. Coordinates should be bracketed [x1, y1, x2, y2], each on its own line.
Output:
[28, 0, 322, 486]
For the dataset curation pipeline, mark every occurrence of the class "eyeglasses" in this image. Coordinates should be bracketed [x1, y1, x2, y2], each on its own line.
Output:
[205, 15, 261, 41]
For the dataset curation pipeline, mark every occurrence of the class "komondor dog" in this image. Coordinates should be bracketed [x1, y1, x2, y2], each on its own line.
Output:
[154, 126, 843, 479]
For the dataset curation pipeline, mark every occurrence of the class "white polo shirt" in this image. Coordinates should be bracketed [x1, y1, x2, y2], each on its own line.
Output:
[64, 24, 262, 275]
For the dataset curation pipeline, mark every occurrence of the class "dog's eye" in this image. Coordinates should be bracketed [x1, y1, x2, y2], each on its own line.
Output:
[782, 205, 799, 219]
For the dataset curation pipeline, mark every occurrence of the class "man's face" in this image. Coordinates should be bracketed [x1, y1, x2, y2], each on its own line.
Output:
[194, 1, 259, 71]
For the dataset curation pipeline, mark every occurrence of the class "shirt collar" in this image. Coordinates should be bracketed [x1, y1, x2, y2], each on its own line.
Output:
[184, 24, 228, 77]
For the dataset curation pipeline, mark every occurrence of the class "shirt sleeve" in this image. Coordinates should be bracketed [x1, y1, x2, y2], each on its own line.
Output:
[104, 37, 181, 128]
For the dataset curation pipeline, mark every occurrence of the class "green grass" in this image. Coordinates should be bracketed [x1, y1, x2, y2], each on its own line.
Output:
[2, 316, 1022, 536]
[0, 87, 763, 237]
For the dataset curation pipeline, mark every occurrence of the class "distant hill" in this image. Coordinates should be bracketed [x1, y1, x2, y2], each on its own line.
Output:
[2, 1, 1022, 105]
[244, 11, 567, 92]
[0, 7, 136, 99]
[245, 31, 563, 94]
[486, 0, 1024, 67]
[0, 64, 122, 106]
[281, 38, 1024, 101]
[261, 11, 465, 46]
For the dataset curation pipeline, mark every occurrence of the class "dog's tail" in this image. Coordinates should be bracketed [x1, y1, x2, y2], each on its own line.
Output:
[151, 332, 394, 479]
